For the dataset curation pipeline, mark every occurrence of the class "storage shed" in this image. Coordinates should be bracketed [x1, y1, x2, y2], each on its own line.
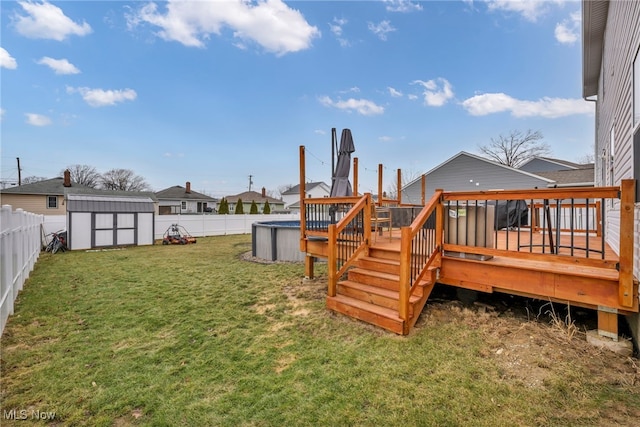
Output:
[66, 194, 155, 250]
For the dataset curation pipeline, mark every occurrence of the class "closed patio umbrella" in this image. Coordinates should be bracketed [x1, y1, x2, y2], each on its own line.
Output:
[330, 128, 355, 197]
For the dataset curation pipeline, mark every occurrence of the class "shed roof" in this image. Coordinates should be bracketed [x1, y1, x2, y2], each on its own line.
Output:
[67, 194, 156, 213]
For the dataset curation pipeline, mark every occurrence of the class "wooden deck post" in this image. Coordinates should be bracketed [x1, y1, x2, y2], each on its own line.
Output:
[377, 164, 383, 207]
[353, 157, 359, 196]
[328, 224, 337, 297]
[397, 168, 402, 204]
[597, 307, 619, 340]
[305, 255, 314, 280]
[421, 174, 426, 205]
[299, 145, 307, 252]
[619, 179, 635, 308]
[398, 227, 411, 322]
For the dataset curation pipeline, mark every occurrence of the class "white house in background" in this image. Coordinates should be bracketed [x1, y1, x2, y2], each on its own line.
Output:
[155, 182, 218, 214]
[582, 0, 640, 340]
[281, 182, 331, 211]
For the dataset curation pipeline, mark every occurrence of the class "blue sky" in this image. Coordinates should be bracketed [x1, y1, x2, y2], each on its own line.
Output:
[1, 0, 593, 198]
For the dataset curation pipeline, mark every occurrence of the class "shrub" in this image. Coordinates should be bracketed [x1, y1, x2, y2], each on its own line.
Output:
[250, 200, 258, 214]
[235, 198, 244, 214]
[263, 200, 271, 214]
[218, 198, 229, 214]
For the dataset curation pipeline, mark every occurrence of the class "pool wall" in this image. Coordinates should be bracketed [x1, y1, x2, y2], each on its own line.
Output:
[252, 221, 305, 262]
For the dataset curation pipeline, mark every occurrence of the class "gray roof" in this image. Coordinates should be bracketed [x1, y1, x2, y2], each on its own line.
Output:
[155, 185, 217, 201]
[224, 191, 284, 205]
[0, 177, 92, 195]
[582, 0, 609, 97]
[282, 182, 329, 195]
[534, 166, 595, 186]
[530, 157, 585, 170]
[0, 177, 158, 201]
[67, 194, 156, 213]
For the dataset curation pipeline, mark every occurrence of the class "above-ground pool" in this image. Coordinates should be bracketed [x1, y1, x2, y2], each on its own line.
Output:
[252, 220, 305, 262]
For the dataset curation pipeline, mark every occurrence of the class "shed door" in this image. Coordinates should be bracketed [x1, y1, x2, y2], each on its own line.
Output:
[94, 213, 114, 246]
[92, 213, 138, 247]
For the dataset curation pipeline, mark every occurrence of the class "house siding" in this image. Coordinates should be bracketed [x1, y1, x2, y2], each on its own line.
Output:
[402, 154, 550, 205]
[0, 194, 66, 215]
[590, 1, 640, 340]
[518, 158, 574, 173]
[594, 1, 640, 277]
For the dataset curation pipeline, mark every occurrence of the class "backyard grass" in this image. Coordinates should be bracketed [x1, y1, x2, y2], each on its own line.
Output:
[1, 234, 639, 426]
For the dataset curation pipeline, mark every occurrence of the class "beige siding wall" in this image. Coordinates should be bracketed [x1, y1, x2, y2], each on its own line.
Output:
[596, 1, 640, 278]
[0, 194, 67, 215]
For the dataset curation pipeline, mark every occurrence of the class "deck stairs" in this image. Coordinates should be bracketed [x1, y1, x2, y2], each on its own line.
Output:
[326, 245, 436, 334]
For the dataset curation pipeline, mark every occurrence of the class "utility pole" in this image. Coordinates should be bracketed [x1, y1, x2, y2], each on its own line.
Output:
[248, 175, 253, 191]
[17, 157, 21, 186]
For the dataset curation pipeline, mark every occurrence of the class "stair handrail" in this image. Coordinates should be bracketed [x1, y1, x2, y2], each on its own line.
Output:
[398, 190, 443, 321]
[328, 194, 371, 297]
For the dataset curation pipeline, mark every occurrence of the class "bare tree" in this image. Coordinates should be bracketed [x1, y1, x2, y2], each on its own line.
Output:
[60, 164, 101, 188]
[21, 176, 48, 184]
[386, 169, 422, 200]
[100, 168, 150, 191]
[478, 129, 551, 168]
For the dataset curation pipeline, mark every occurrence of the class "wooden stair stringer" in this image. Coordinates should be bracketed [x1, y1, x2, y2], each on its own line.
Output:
[327, 251, 439, 335]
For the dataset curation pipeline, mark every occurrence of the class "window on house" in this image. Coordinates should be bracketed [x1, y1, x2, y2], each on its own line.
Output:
[181, 201, 186, 210]
[47, 196, 58, 209]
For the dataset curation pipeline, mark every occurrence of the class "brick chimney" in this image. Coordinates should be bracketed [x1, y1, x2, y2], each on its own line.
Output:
[261, 187, 266, 198]
[63, 169, 71, 187]
[186, 181, 191, 194]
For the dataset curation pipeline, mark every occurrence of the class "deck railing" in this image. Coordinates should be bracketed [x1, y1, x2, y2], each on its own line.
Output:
[301, 195, 371, 297]
[441, 186, 621, 263]
[398, 191, 443, 321]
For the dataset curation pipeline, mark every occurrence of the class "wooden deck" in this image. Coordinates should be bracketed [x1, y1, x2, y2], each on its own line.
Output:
[298, 146, 637, 338]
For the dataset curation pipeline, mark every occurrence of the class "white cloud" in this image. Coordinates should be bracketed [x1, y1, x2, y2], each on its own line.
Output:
[14, 1, 92, 41]
[127, 0, 320, 56]
[388, 87, 403, 97]
[339, 86, 360, 94]
[318, 96, 384, 116]
[67, 86, 137, 107]
[0, 109, 5, 120]
[37, 57, 80, 74]
[555, 10, 581, 45]
[383, 0, 423, 13]
[25, 113, 52, 126]
[368, 20, 396, 41]
[461, 92, 594, 118]
[329, 17, 349, 47]
[412, 78, 454, 107]
[378, 136, 394, 142]
[485, 0, 554, 22]
[0, 47, 18, 69]
[407, 94, 418, 101]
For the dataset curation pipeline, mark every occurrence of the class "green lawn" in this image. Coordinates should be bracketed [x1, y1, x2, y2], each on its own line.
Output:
[1, 235, 639, 426]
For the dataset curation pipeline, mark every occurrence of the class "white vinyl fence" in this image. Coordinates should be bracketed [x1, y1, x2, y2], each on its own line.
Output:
[154, 213, 300, 239]
[42, 213, 300, 241]
[1, 206, 44, 334]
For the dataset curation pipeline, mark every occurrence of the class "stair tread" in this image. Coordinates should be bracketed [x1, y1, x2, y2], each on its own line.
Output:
[349, 267, 399, 281]
[339, 280, 422, 303]
[328, 294, 402, 320]
[359, 256, 400, 266]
